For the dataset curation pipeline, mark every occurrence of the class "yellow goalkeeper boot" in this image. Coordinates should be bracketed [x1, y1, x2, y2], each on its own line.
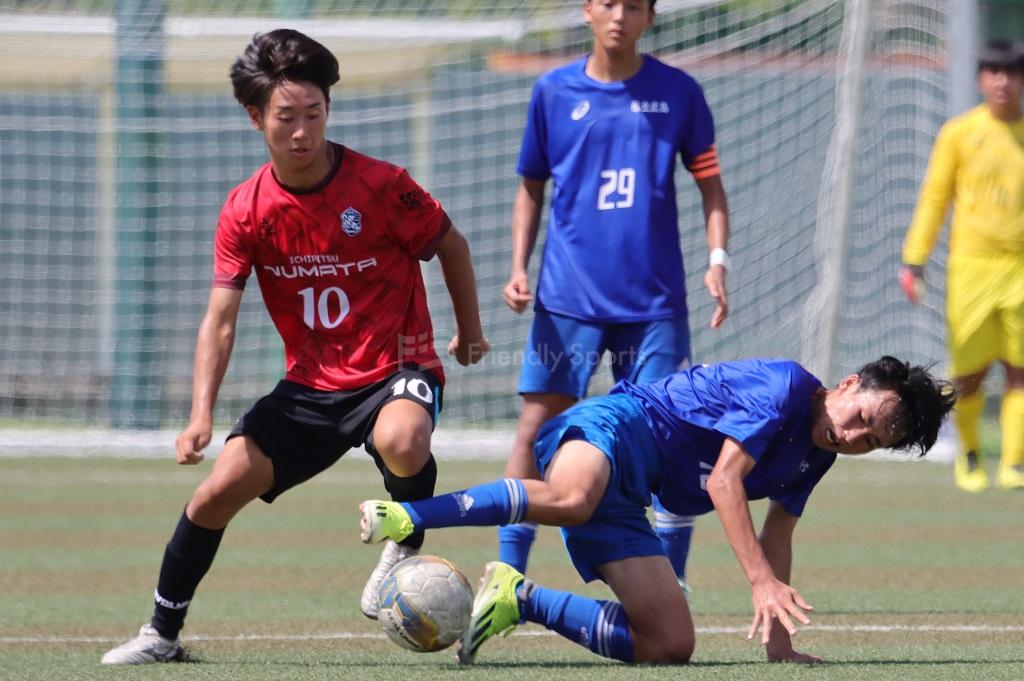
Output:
[996, 464, 1024, 490]
[456, 561, 524, 665]
[954, 451, 988, 493]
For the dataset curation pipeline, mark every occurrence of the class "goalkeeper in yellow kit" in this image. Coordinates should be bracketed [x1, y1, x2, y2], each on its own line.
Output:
[900, 41, 1024, 491]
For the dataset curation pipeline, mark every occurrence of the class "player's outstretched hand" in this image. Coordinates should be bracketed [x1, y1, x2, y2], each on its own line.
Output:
[704, 266, 728, 328]
[747, 577, 812, 645]
[898, 265, 924, 304]
[448, 333, 491, 366]
[175, 421, 211, 465]
[503, 272, 533, 314]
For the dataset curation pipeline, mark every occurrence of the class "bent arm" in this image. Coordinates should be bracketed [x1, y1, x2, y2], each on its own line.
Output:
[707, 438, 813, 644]
[436, 225, 487, 364]
[707, 438, 772, 585]
[189, 287, 243, 428]
[175, 287, 242, 464]
[903, 125, 957, 266]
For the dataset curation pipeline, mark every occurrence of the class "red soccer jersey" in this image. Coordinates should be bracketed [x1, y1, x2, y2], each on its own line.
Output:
[213, 143, 450, 391]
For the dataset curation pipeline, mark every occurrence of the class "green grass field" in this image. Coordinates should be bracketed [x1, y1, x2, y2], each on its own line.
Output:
[1, 454, 1022, 681]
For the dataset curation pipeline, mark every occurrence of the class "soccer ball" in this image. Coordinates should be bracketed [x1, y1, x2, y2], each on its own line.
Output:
[376, 555, 473, 653]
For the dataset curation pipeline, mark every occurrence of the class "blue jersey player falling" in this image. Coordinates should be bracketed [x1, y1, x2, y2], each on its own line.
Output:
[500, 0, 731, 589]
[360, 356, 955, 665]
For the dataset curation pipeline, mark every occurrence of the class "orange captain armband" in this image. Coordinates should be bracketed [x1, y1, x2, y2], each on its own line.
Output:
[688, 145, 720, 180]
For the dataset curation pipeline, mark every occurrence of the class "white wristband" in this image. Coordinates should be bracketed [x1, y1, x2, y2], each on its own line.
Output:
[709, 248, 730, 271]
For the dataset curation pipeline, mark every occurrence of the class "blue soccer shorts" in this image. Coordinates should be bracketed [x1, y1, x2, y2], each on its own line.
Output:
[534, 393, 664, 583]
[517, 309, 691, 397]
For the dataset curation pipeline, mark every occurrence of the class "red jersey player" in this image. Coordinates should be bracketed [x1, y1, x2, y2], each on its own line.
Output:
[102, 29, 490, 665]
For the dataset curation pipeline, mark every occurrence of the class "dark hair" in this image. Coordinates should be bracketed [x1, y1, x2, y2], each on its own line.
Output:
[855, 356, 956, 456]
[230, 29, 340, 112]
[978, 39, 1024, 75]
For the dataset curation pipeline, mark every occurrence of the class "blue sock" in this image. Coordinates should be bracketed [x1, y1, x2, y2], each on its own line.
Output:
[401, 479, 527, 530]
[518, 582, 634, 663]
[498, 522, 537, 574]
[653, 497, 694, 582]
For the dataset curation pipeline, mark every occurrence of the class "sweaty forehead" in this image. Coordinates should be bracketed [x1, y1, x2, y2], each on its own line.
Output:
[865, 391, 905, 441]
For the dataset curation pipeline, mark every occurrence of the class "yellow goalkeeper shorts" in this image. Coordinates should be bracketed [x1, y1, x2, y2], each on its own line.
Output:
[946, 252, 1024, 376]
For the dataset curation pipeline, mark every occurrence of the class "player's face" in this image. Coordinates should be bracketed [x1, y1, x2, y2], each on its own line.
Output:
[584, 0, 654, 53]
[812, 376, 903, 455]
[247, 80, 330, 187]
[978, 66, 1024, 113]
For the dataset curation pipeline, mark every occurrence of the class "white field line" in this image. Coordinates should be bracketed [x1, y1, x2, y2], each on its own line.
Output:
[3, 623, 1023, 644]
[0, 428, 517, 461]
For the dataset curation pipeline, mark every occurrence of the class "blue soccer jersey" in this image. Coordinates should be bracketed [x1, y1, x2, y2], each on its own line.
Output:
[613, 359, 836, 517]
[517, 55, 718, 322]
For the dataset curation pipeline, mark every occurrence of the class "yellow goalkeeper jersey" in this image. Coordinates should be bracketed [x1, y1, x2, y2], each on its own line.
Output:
[903, 104, 1024, 265]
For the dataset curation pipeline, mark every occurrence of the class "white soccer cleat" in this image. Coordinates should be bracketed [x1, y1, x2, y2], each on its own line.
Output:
[360, 540, 419, 620]
[101, 623, 185, 665]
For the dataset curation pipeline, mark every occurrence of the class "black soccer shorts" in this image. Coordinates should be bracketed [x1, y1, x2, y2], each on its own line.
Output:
[227, 366, 443, 502]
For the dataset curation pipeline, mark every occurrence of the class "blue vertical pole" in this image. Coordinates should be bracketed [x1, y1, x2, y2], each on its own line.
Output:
[111, 0, 166, 428]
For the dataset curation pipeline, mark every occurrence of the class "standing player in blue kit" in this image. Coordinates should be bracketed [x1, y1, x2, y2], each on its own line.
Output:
[499, 0, 731, 590]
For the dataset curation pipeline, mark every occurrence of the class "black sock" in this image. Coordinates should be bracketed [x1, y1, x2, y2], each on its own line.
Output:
[382, 454, 437, 550]
[150, 510, 224, 640]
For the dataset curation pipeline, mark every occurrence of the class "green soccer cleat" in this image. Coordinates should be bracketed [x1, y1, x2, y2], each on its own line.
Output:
[359, 500, 415, 544]
[456, 561, 524, 665]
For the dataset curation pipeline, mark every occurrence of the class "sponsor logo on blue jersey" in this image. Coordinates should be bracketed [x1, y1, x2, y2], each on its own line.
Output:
[630, 99, 670, 114]
[570, 100, 590, 121]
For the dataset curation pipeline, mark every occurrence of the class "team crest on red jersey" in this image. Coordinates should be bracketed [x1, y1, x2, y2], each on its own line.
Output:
[340, 207, 362, 237]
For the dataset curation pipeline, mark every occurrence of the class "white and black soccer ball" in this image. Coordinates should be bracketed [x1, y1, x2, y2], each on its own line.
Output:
[376, 555, 473, 652]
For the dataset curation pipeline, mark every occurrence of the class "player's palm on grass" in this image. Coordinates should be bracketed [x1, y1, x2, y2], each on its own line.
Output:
[748, 577, 812, 644]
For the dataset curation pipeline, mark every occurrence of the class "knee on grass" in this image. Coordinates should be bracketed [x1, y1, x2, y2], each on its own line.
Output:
[633, 632, 695, 664]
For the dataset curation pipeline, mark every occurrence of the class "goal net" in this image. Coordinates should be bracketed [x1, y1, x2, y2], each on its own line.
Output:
[0, 0, 953, 454]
